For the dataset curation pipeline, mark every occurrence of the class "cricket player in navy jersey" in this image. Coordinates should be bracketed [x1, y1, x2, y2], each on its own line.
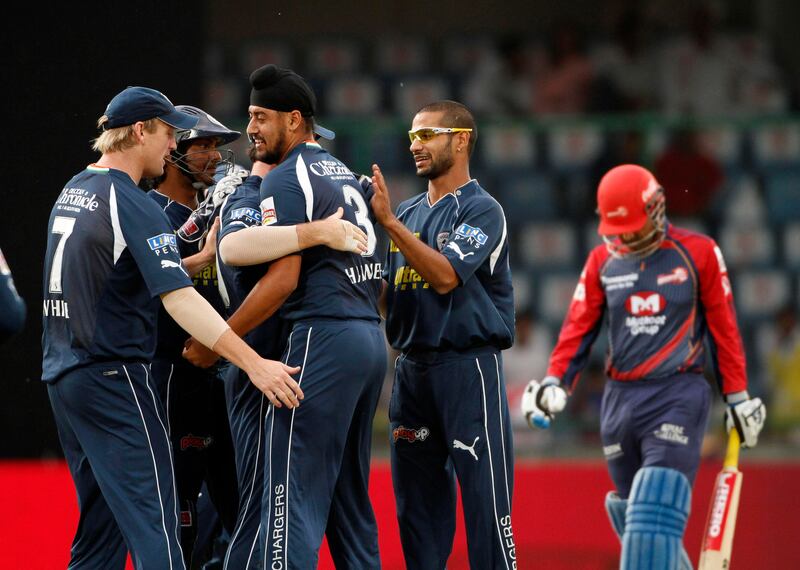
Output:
[211, 63, 386, 569]
[521, 164, 767, 570]
[147, 105, 241, 568]
[182, 147, 370, 568]
[370, 100, 517, 569]
[42, 86, 303, 570]
[0, 247, 25, 343]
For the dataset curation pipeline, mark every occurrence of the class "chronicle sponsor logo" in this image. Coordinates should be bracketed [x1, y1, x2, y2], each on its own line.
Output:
[393, 426, 430, 443]
[308, 160, 352, 177]
[57, 188, 100, 212]
[653, 423, 688, 445]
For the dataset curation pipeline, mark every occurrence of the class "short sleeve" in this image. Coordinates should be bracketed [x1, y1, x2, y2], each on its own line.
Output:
[259, 167, 307, 227]
[219, 176, 263, 241]
[441, 197, 507, 284]
[115, 186, 192, 297]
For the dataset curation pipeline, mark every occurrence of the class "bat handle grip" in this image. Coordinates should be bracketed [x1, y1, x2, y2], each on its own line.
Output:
[724, 428, 741, 470]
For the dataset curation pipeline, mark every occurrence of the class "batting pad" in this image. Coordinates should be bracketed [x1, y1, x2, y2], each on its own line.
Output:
[621, 467, 692, 570]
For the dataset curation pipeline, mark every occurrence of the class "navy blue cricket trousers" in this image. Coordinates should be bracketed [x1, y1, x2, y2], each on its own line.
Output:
[601, 372, 713, 499]
[390, 347, 517, 570]
[260, 319, 386, 570]
[48, 362, 185, 570]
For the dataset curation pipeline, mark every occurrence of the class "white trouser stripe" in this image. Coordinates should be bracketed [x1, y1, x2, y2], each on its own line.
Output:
[477, 358, 511, 570]
[284, 327, 313, 567]
[265, 329, 295, 570]
[140, 364, 186, 566]
[495, 354, 511, 510]
[225, 391, 267, 570]
[123, 365, 178, 570]
[165, 363, 174, 436]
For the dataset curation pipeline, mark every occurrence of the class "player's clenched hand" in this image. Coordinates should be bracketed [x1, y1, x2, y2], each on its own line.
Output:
[370, 164, 394, 225]
[310, 207, 367, 253]
[521, 376, 567, 429]
[248, 359, 303, 408]
[182, 336, 220, 368]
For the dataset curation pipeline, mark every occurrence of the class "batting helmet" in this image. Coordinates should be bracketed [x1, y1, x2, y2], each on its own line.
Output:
[171, 105, 241, 187]
[597, 164, 666, 258]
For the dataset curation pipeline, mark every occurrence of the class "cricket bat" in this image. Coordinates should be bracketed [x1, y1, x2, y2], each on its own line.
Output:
[698, 429, 743, 569]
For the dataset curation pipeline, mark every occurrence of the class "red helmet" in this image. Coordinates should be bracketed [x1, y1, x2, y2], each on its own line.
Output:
[597, 164, 666, 258]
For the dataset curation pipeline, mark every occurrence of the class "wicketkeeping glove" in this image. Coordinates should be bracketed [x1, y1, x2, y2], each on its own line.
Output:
[178, 171, 248, 243]
[725, 394, 766, 448]
[521, 376, 568, 429]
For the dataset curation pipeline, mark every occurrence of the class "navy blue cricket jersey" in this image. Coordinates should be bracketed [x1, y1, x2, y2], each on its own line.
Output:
[218, 174, 288, 357]
[42, 165, 193, 382]
[258, 142, 381, 322]
[384, 180, 514, 352]
[148, 190, 225, 359]
[0, 248, 25, 342]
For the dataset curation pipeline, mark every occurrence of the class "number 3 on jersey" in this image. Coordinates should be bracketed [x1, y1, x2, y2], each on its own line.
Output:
[342, 184, 376, 256]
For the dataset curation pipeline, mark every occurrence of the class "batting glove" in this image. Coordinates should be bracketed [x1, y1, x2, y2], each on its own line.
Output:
[178, 172, 246, 243]
[725, 392, 766, 448]
[521, 376, 568, 429]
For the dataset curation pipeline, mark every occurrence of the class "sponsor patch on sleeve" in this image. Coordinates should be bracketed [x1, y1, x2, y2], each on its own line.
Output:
[231, 207, 262, 226]
[454, 223, 488, 247]
[147, 233, 177, 251]
[260, 197, 277, 226]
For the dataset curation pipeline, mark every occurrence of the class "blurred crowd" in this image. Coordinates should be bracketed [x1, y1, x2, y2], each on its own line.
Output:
[201, 3, 800, 457]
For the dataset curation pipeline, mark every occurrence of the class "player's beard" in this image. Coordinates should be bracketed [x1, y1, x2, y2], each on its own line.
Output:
[253, 130, 287, 165]
[415, 145, 455, 180]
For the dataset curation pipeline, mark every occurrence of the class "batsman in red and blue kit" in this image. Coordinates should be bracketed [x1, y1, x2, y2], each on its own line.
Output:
[522, 164, 766, 570]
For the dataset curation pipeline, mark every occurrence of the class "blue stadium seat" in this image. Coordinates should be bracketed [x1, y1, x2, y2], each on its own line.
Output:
[325, 76, 382, 116]
[718, 223, 776, 268]
[493, 171, 558, 228]
[733, 270, 791, 323]
[763, 169, 800, 225]
[518, 222, 578, 270]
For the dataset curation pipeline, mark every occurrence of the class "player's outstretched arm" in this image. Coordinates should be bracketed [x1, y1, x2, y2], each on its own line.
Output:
[370, 164, 459, 294]
[521, 376, 568, 429]
[161, 286, 303, 407]
[218, 207, 367, 267]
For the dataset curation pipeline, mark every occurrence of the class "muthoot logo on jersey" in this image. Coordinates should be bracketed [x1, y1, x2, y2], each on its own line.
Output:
[625, 292, 666, 335]
[625, 292, 665, 316]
